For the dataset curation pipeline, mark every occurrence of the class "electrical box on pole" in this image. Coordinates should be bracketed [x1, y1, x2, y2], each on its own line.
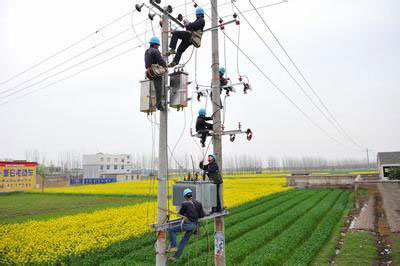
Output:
[140, 79, 157, 113]
[169, 70, 189, 109]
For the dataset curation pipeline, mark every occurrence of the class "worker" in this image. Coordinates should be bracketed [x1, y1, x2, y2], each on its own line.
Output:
[199, 154, 222, 213]
[144, 36, 167, 110]
[167, 7, 205, 67]
[195, 108, 213, 147]
[168, 188, 205, 261]
[219, 67, 234, 96]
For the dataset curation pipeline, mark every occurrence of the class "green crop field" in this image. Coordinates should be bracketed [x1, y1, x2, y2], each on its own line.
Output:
[51, 189, 351, 265]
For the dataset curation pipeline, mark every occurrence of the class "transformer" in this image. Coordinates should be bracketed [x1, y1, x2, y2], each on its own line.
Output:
[140, 79, 156, 113]
[169, 71, 188, 109]
[173, 181, 217, 214]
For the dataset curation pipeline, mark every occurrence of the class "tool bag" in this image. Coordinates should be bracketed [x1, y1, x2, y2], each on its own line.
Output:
[146, 64, 167, 80]
[190, 30, 203, 48]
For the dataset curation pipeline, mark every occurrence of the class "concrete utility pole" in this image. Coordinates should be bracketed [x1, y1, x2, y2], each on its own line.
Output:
[366, 148, 370, 169]
[156, 8, 169, 266]
[211, 0, 226, 265]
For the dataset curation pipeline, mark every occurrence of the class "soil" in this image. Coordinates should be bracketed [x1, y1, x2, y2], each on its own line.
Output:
[378, 183, 400, 233]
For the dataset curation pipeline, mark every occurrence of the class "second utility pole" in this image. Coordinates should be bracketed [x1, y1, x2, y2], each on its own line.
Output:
[211, 0, 226, 265]
[156, 7, 169, 266]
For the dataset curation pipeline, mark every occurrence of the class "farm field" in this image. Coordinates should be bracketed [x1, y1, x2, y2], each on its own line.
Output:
[0, 177, 290, 264]
[1, 188, 352, 264]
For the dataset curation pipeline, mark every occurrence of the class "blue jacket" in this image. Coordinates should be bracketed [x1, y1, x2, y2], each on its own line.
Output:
[144, 47, 166, 68]
[199, 160, 222, 184]
[186, 17, 205, 32]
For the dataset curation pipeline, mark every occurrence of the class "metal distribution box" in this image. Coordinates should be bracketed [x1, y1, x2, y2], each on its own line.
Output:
[140, 79, 156, 113]
[173, 181, 216, 214]
[169, 71, 188, 109]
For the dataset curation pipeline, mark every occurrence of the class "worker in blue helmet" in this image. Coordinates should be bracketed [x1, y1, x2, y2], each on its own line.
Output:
[167, 7, 205, 67]
[219, 66, 234, 96]
[168, 188, 205, 261]
[195, 108, 213, 147]
[199, 154, 222, 213]
[145, 36, 167, 110]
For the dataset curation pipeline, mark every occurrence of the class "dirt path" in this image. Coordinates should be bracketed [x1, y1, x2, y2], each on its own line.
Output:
[378, 183, 400, 233]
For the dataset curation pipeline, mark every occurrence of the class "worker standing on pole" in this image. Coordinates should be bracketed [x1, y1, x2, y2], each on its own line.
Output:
[219, 67, 233, 96]
[199, 155, 223, 213]
[167, 7, 205, 67]
[144, 37, 167, 110]
[167, 188, 205, 261]
[196, 108, 213, 147]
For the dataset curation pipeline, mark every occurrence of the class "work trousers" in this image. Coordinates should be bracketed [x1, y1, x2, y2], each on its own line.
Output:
[152, 76, 163, 110]
[197, 124, 213, 146]
[168, 221, 197, 259]
[170, 31, 192, 64]
[216, 183, 222, 212]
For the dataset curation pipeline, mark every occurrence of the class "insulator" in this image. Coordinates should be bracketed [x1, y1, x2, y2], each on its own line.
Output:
[148, 13, 156, 21]
[177, 13, 183, 21]
[220, 25, 225, 30]
[155, 0, 161, 4]
[233, 13, 238, 18]
[239, 76, 243, 82]
[159, 20, 162, 27]
[219, 18, 223, 24]
[193, 3, 198, 8]
[167, 5, 173, 14]
[135, 3, 144, 12]
[230, 134, 236, 142]
[235, 20, 240, 25]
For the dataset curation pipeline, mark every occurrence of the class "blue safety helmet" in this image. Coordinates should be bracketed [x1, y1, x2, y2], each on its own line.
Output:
[196, 7, 205, 15]
[183, 188, 193, 197]
[219, 67, 225, 74]
[208, 154, 216, 161]
[149, 36, 160, 45]
[198, 108, 206, 116]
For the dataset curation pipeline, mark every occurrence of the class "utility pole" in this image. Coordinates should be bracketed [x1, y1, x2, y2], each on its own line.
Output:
[366, 148, 370, 169]
[211, 0, 226, 265]
[156, 8, 169, 266]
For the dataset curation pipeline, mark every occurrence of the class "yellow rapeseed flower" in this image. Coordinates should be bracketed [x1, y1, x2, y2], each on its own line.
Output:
[2, 178, 289, 264]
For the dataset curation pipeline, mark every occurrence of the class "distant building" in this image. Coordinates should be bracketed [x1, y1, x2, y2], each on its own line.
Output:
[83, 153, 132, 178]
[0, 161, 37, 191]
[377, 151, 400, 179]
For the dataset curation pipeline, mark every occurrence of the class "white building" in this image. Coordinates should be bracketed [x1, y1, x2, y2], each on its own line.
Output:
[83, 153, 132, 178]
[377, 151, 400, 179]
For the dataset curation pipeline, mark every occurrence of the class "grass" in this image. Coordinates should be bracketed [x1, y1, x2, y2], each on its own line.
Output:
[335, 231, 378, 265]
[0, 192, 153, 224]
[312, 189, 354, 265]
[391, 233, 400, 265]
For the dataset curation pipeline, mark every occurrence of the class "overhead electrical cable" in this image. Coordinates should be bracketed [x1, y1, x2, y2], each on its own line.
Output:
[220, 30, 360, 151]
[248, 0, 365, 150]
[0, 9, 138, 86]
[0, 44, 142, 107]
[232, 2, 364, 152]
[0, 28, 152, 101]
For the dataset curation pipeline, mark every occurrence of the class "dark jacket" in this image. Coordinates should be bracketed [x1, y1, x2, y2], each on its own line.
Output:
[199, 160, 222, 184]
[220, 74, 233, 93]
[144, 47, 166, 68]
[196, 115, 213, 132]
[179, 199, 205, 223]
[185, 17, 205, 32]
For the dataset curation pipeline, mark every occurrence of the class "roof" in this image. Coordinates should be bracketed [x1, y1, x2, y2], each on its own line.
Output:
[377, 151, 400, 164]
[0, 161, 38, 167]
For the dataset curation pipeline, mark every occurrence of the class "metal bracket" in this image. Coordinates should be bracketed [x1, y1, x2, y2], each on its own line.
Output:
[150, 210, 229, 231]
[150, 0, 185, 27]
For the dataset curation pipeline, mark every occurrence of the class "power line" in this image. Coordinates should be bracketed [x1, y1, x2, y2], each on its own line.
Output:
[232, 2, 364, 151]
[221, 30, 359, 151]
[248, 0, 365, 150]
[0, 45, 142, 107]
[0, 26, 136, 96]
[0, 9, 138, 86]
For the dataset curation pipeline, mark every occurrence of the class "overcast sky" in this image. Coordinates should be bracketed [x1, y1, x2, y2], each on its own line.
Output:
[0, 0, 399, 163]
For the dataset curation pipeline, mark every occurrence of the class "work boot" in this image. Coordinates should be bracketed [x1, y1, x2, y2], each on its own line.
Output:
[168, 62, 177, 68]
[167, 247, 178, 253]
[200, 142, 205, 148]
[168, 256, 177, 262]
[166, 49, 176, 56]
